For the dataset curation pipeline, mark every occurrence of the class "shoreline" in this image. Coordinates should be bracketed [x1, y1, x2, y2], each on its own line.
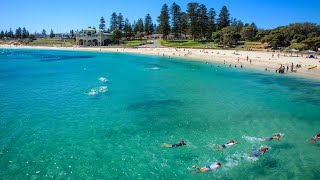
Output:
[1, 45, 320, 81]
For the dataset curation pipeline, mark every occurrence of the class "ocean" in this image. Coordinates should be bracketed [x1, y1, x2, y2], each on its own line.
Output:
[0, 48, 319, 179]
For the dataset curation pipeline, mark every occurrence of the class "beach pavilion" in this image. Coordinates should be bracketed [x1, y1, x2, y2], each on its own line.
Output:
[76, 27, 113, 46]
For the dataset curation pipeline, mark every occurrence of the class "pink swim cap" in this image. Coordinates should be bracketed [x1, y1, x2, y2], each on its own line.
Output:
[180, 140, 185, 144]
[217, 162, 221, 166]
[230, 140, 235, 143]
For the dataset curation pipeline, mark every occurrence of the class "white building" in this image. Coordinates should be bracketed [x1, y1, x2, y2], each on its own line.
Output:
[76, 27, 112, 46]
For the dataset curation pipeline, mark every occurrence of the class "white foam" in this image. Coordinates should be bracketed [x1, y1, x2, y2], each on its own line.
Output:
[99, 86, 108, 93]
[87, 89, 98, 96]
[98, 77, 108, 82]
[242, 135, 264, 143]
[150, 66, 160, 70]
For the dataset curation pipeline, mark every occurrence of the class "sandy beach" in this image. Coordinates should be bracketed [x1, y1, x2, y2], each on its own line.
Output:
[1, 44, 319, 81]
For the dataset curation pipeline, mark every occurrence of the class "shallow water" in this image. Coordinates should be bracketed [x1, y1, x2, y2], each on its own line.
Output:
[0, 49, 319, 179]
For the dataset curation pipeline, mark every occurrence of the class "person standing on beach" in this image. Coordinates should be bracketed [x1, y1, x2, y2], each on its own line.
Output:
[250, 59, 252, 64]
[246, 56, 249, 61]
[192, 162, 221, 173]
[291, 63, 294, 72]
[162, 140, 186, 148]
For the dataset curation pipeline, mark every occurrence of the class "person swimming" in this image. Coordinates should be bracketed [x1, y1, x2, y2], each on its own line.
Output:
[192, 162, 221, 173]
[162, 140, 186, 148]
[217, 140, 239, 150]
[250, 146, 269, 157]
[264, 133, 282, 141]
[310, 133, 320, 142]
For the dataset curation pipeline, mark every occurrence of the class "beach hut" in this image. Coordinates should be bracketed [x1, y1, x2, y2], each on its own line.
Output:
[302, 50, 316, 58]
[286, 48, 299, 57]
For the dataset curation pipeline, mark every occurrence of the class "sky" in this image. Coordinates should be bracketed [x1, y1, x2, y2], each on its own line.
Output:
[1, 0, 319, 33]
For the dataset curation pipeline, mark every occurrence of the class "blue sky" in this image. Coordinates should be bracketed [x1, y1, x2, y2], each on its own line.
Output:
[1, 0, 319, 33]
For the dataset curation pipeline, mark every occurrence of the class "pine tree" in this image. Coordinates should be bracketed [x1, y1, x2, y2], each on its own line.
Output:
[207, 8, 216, 39]
[136, 18, 144, 33]
[217, 6, 230, 30]
[50, 29, 54, 38]
[124, 18, 133, 38]
[42, 29, 46, 36]
[187, 2, 200, 40]
[198, 4, 209, 39]
[9, 28, 14, 38]
[158, 3, 170, 39]
[22, 27, 27, 39]
[180, 12, 189, 38]
[171, 2, 182, 38]
[70, 30, 74, 38]
[26, 31, 30, 38]
[0, 30, 4, 39]
[117, 13, 124, 31]
[110, 12, 118, 31]
[15, 27, 21, 39]
[99, 17, 106, 30]
[144, 14, 153, 35]
[4, 30, 8, 38]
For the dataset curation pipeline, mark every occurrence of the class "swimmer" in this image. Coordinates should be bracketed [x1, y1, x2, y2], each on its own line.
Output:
[250, 146, 269, 157]
[217, 140, 239, 150]
[310, 133, 320, 142]
[264, 133, 282, 141]
[162, 140, 186, 148]
[99, 77, 108, 82]
[192, 162, 221, 173]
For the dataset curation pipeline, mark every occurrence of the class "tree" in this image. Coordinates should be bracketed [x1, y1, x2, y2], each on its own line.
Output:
[99, 16, 106, 30]
[0, 30, 4, 39]
[261, 27, 290, 49]
[153, 24, 158, 34]
[117, 13, 124, 31]
[170, 2, 182, 38]
[136, 18, 144, 33]
[144, 14, 153, 35]
[217, 6, 230, 30]
[221, 26, 241, 46]
[70, 30, 74, 38]
[124, 18, 133, 38]
[50, 29, 54, 38]
[198, 4, 209, 39]
[110, 12, 118, 31]
[112, 30, 122, 44]
[15, 27, 21, 39]
[158, 3, 170, 39]
[207, 8, 216, 39]
[301, 37, 320, 50]
[22, 27, 27, 39]
[26, 30, 30, 38]
[4, 30, 8, 38]
[241, 23, 257, 41]
[42, 29, 46, 36]
[187, 2, 200, 40]
[180, 12, 189, 38]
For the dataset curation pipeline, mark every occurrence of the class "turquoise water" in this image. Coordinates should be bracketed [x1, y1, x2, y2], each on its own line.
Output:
[0, 48, 319, 179]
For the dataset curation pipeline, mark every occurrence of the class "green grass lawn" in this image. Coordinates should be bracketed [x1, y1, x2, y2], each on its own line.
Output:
[160, 40, 218, 48]
[29, 38, 75, 47]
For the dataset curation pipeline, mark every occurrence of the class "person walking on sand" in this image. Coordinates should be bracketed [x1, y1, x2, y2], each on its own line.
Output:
[162, 140, 186, 148]
[217, 140, 239, 150]
[192, 162, 221, 173]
